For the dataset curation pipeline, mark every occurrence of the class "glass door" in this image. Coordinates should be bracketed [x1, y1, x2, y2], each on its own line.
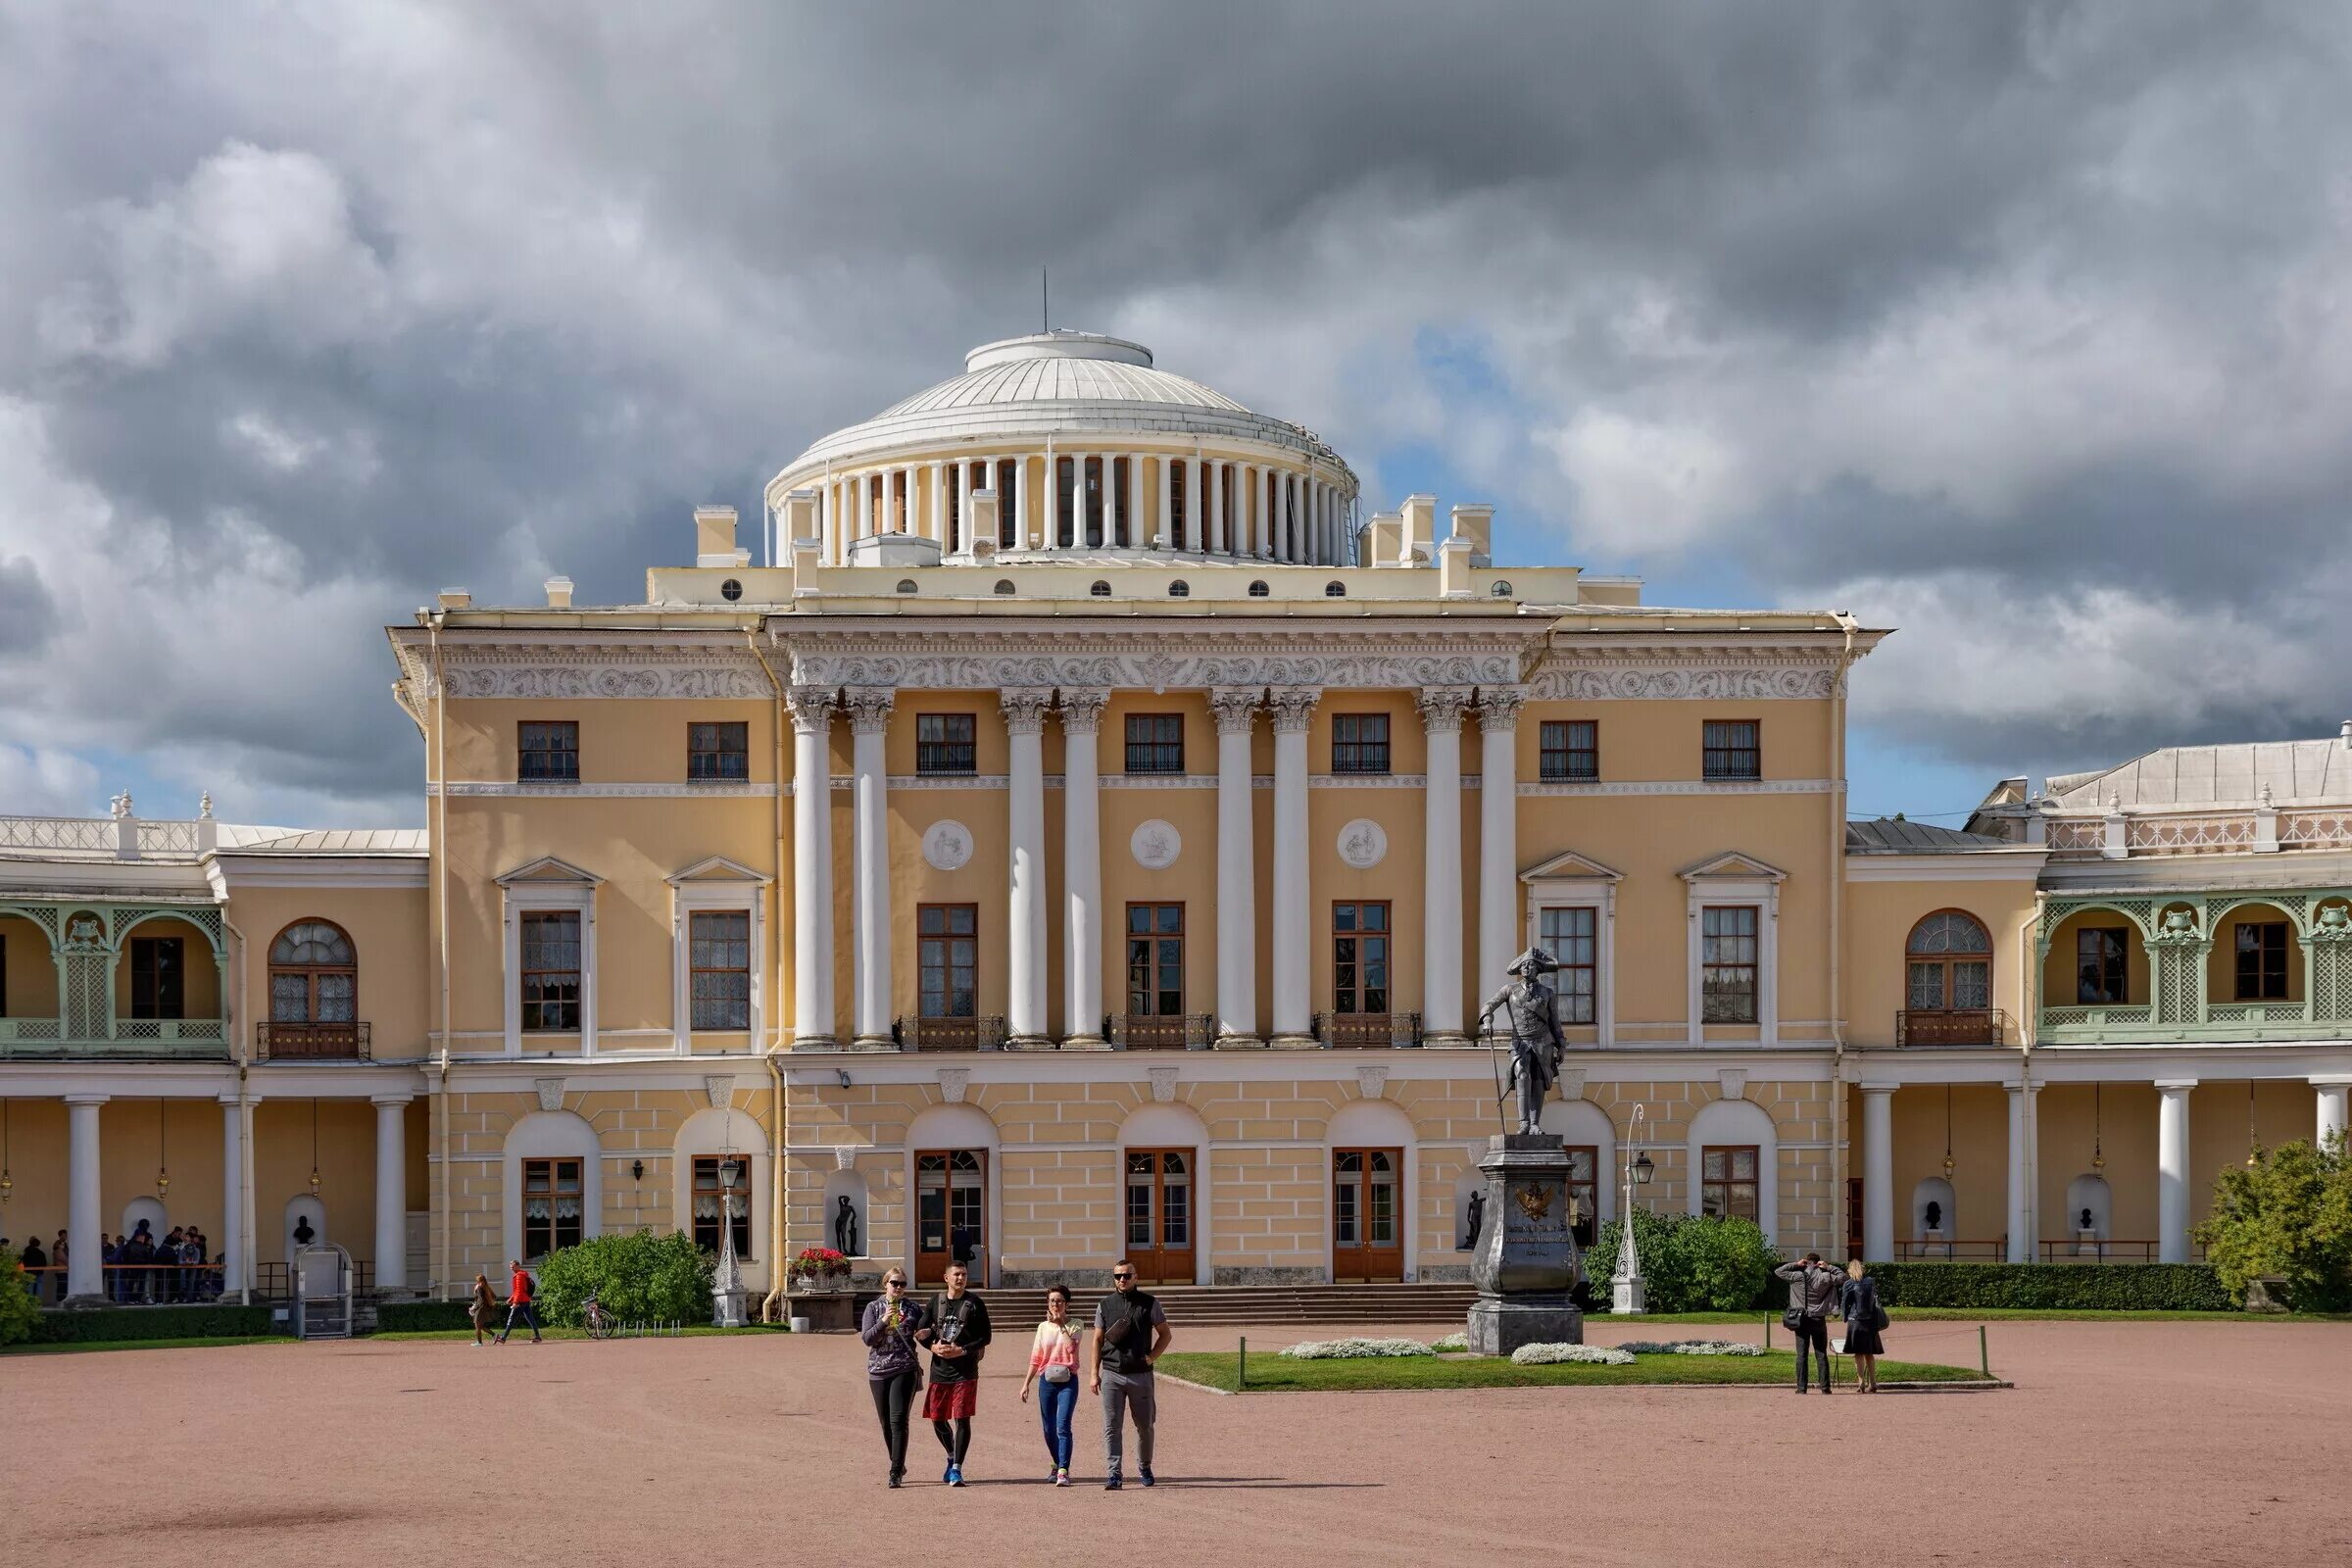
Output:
[915, 1149, 987, 1284]
[1332, 1147, 1404, 1281]
[1123, 1149, 1196, 1284]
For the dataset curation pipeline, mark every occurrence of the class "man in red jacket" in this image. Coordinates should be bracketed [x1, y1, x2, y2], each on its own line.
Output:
[496, 1258, 543, 1345]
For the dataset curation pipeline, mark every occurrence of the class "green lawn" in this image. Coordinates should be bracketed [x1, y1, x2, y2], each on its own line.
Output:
[1159, 1348, 1992, 1393]
[2, 1336, 289, 1356]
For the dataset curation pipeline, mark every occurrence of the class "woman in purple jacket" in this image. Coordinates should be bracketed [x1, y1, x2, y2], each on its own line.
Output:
[859, 1269, 929, 1488]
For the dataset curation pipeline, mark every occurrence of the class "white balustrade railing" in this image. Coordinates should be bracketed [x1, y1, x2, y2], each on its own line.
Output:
[0, 813, 214, 858]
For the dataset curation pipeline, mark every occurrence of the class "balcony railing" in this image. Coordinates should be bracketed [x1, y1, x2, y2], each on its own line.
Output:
[1108, 1012, 1212, 1050]
[0, 1016, 227, 1058]
[257, 1020, 372, 1060]
[1897, 1007, 2009, 1047]
[895, 1015, 1006, 1052]
[1895, 1237, 2210, 1264]
[1314, 1010, 1423, 1048]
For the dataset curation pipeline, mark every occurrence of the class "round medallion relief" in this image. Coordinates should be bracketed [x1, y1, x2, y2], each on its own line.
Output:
[921, 819, 974, 872]
[1337, 818, 1388, 869]
[1130, 819, 1182, 870]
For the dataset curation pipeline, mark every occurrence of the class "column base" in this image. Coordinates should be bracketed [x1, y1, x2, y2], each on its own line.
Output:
[1004, 1034, 1057, 1052]
[1059, 1034, 1112, 1053]
[852, 1033, 896, 1052]
[61, 1293, 109, 1310]
[1213, 1033, 1266, 1050]
[789, 1035, 842, 1052]
[1266, 1032, 1320, 1051]
[1422, 1032, 1470, 1050]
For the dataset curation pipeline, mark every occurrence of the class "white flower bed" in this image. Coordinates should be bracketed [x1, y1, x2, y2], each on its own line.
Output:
[1280, 1336, 1433, 1359]
[1511, 1342, 1635, 1366]
[1670, 1340, 1768, 1357]
[1430, 1332, 1469, 1352]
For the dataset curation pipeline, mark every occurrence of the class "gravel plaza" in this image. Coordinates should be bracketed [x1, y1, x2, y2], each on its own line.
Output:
[6, 1318, 2347, 1567]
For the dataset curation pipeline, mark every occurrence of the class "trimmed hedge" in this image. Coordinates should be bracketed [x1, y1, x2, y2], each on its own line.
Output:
[1871, 1261, 2230, 1312]
[374, 1299, 478, 1333]
[28, 1303, 276, 1344]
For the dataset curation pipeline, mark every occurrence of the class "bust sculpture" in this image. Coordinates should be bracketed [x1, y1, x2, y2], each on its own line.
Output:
[1461, 1188, 1486, 1250]
[1924, 1199, 1943, 1233]
[1478, 947, 1566, 1136]
[834, 1195, 859, 1256]
[2080, 1206, 2093, 1232]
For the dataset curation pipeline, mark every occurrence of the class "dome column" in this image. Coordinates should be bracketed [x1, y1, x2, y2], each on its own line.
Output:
[1211, 689, 1263, 1047]
[1259, 466, 1276, 560]
[1155, 454, 1174, 550]
[1184, 457, 1202, 552]
[1131, 451, 1149, 549]
[1004, 690, 1055, 1047]
[1208, 461, 1226, 555]
[1011, 456, 1029, 550]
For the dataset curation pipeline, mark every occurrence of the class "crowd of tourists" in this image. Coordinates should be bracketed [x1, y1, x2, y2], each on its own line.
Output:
[860, 1258, 1172, 1491]
[11, 1220, 222, 1304]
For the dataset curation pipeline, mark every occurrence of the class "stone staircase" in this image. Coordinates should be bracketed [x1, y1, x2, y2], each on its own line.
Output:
[977, 1282, 1477, 1335]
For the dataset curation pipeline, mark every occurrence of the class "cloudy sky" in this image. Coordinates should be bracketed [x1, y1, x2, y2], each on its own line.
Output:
[2, 1, 2347, 828]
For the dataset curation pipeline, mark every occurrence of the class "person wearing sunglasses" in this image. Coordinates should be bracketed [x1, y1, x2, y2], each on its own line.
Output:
[1019, 1284, 1084, 1486]
[1091, 1259, 1171, 1490]
[859, 1269, 928, 1488]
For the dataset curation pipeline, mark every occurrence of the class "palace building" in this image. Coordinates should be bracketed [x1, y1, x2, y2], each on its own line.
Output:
[2, 329, 2347, 1306]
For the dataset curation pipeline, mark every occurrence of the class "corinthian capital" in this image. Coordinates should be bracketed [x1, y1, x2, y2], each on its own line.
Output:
[1207, 687, 1263, 735]
[1266, 687, 1321, 734]
[1416, 686, 1475, 733]
[843, 687, 897, 734]
[1001, 688, 1054, 736]
[785, 686, 838, 735]
[1477, 685, 1527, 729]
[1056, 689, 1110, 735]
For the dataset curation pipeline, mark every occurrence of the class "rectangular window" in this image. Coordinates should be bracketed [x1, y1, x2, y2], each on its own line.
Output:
[1702, 719, 1760, 781]
[1124, 713, 1185, 775]
[130, 937, 185, 1021]
[1331, 713, 1391, 775]
[917, 905, 978, 1019]
[1701, 1147, 1760, 1221]
[1125, 904, 1185, 1016]
[1700, 906, 1758, 1023]
[689, 910, 751, 1031]
[2076, 927, 2128, 1005]
[691, 1154, 753, 1257]
[687, 721, 749, 781]
[2234, 921, 2289, 1002]
[519, 911, 582, 1032]
[1538, 906, 1597, 1025]
[1539, 720, 1598, 781]
[915, 713, 976, 776]
[1333, 902, 1392, 1014]
[518, 720, 579, 782]
[521, 1157, 583, 1257]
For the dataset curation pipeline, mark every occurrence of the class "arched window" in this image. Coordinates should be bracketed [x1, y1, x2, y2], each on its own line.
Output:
[1248, 580, 1269, 598]
[270, 920, 356, 1023]
[896, 578, 918, 595]
[1167, 580, 1190, 598]
[1906, 911, 1990, 1012]
[1324, 580, 1347, 598]
[993, 579, 1016, 596]
[1090, 579, 1111, 597]
[1489, 580, 1512, 598]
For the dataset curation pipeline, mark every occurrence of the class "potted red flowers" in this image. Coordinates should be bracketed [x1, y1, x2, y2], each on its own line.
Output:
[791, 1247, 852, 1293]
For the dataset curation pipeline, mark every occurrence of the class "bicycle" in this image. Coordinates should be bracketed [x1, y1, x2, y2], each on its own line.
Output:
[582, 1291, 616, 1341]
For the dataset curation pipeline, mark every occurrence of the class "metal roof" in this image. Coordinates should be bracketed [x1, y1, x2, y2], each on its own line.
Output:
[2044, 735, 2352, 808]
[1844, 817, 2017, 854]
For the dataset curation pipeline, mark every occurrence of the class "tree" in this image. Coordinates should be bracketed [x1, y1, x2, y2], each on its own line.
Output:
[2194, 1132, 2352, 1311]
[0, 1256, 38, 1347]
[533, 1229, 714, 1327]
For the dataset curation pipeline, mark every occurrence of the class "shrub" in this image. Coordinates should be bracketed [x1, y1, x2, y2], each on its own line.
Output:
[533, 1230, 713, 1327]
[374, 1299, 477, 1333]
[1281, 1336, 1431, 1359]
[2194, 1133, 2352, 1311]
[1582, 1211, 1781, 1312]
[1512, 1342, 1632, 1365]
[24, 1303, 275, 1344]
[1870, 1261, 2230, 1312]
[0, 1258, 37, 1347]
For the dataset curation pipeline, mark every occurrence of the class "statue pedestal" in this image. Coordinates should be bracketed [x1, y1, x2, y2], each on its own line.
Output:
[1465, 1133, 1585, 1355]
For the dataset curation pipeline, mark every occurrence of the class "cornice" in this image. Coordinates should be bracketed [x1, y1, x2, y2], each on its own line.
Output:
[1527, 647, 1851, 702]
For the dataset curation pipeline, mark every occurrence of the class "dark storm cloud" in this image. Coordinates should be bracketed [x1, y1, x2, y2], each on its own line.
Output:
[0, 0, 2346, 822]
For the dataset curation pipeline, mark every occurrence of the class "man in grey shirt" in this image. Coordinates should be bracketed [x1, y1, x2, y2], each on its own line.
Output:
[1091, 1258, 1173, 1490]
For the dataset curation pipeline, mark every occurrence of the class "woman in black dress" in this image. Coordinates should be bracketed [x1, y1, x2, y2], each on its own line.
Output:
[1839, 1258, 1886, 1392]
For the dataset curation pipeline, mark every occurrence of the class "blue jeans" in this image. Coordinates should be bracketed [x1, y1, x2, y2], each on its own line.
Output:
[499, 1301, 540, 1341]
[1036, 1375, 1078, 1468]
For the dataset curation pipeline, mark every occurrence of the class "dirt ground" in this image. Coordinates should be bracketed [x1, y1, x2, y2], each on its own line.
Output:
[5, 1317, 2346, 1567]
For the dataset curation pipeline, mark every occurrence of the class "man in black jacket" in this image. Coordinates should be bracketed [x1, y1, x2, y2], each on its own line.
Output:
[1092, 1258, 1173, 1490]
[915, 1262, 991, 1487]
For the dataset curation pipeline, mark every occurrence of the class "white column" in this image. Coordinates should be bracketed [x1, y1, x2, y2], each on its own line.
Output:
[2318, 1079, 2349, 1147]
[1259, 466, 1276, 558]
[1185, 457, 1202, 552]
[1208, 461, 1226, 554]
[1010, 456, 1028, 549]
[1061, 692, 1108, 1049]
[218, 1095, 246, 1300]
[788, 687, 838, 1048]
[1211, 689, 1262, 1045]
[65, 1093, 105, 1300]
[2158, 1079, 2195, 1264]
[1861, 1084, 1895, 1261]
[1042, 451, 1058, 550]
[926, 462, 944, 544]
[951, 461, 967, 554]
[1129, 453, 1146, 546]
[1004, 690, 1054, 1046]
[1232, 464, 1250, 558]
[1268, 689, 1319, 1047]
[847, 688, 896, 1048]
[1074, 453, 1092, 547]
[2006, 1079, 2037, 1262]
[1155, 454, 1174, 549]
[1420, 689, 1473, 1045]
[1476, 688, 1523, 1001]
[373, 1094, 411, 1292]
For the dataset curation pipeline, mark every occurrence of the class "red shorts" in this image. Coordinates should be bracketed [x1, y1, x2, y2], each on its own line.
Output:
[922, 1380, 978, 1421]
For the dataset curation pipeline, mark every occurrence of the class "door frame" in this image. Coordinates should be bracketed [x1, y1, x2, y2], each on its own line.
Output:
[1330, 1145, 1406, 1283]
[913, 1148, 989, 1286]
[1121, 1146, 1198, 1285]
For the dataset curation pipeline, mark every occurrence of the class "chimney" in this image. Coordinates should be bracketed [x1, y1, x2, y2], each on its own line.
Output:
[1448, 503, 1494, 567]
[783, 489, 819, 551]
[966, 488, 1001, 562]
[696, 505, 749, 567]
[2341, 718, 2351, 750]
[436, 588, 471, 610]
[543, 576, 574, 610]
[1398, 495, 1437, 565]
[1364, 511, 1402, 567]
[1438, 536, 1474, 598]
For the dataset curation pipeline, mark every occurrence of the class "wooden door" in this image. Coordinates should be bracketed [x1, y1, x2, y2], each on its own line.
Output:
[1332, 1147, 1404, 1282]
[915, 1150, 987, 1285]
[1123, 1149, 1196, 1284]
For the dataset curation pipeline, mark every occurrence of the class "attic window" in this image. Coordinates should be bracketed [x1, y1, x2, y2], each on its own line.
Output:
[1248, 580, 1269, 598]
[1489, 580, 1512, 598]
[993, 579, 1016, 596]
[1324, 581, 1347, 598]
[896, 579, 918, 595]
[719, 578, 743, 603]
[1090, 580, 1111, 597]
[1168, 580, 1190, 598]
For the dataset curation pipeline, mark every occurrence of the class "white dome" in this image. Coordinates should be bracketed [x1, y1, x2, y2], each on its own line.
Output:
[780, 331, 1349, 479]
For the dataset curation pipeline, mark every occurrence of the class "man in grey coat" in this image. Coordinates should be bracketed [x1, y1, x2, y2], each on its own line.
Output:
[1776, 1251, 1842, 1394]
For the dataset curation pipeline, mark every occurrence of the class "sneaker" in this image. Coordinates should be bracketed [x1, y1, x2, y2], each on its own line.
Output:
[1140, 1469, 1156, 1489]
[887, 1473, 902, 1490]
[948, 1466, 965, 1489]
[1104, 1473, 1123, 1491]
[943, 1463, 956, 1486]
[1054, 1468, 1070, 1488]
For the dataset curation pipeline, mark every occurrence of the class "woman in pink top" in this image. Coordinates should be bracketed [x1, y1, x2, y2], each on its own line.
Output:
[1018, 1284, 1084, 1486]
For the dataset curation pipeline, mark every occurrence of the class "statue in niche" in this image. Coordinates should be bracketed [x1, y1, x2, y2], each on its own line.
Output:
[1460, 1188, 1485, 1250]
[293, 1215, 317, 1247]
[833, 1196, 859, 1256]
[1478, 948, 1565, 1135]
[2080, 1206, 2094, 1232]
[1924, 1199, 1943, 1233]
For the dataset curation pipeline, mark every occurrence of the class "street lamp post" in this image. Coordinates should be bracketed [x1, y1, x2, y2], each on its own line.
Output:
[1612, 1105, 1655, 1315]
[711, 1152, 750, 1328]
